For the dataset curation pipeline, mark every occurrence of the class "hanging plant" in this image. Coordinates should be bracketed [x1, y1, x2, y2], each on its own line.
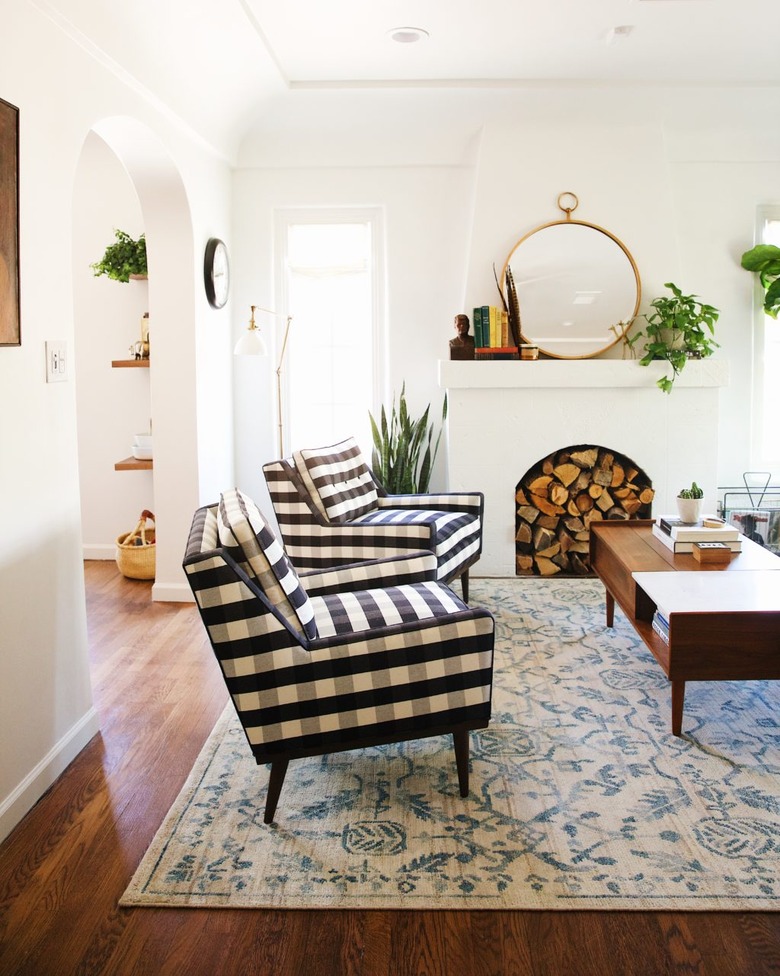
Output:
[740, 244, 780, 318]
[369, 383, 447, 493]
[91, 229, 147, 282]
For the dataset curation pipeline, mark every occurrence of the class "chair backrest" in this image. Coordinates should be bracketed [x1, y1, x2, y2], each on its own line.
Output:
[216, 488, 318, 639]
[291, 436, 378, 524]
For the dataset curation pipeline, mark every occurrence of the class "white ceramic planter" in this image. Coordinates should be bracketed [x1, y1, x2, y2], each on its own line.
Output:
[676, 496, 703, 524]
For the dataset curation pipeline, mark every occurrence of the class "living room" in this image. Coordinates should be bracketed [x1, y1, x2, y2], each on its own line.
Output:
[2, 1, 779, 971]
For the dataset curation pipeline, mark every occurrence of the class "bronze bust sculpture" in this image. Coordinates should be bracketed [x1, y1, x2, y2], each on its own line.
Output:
[449, 313, 475, 360]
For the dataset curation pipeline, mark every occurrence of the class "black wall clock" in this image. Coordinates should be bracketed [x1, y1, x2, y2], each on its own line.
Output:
[204, 237, 230, 309]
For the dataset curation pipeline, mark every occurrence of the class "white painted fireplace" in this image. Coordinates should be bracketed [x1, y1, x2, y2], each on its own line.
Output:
[439, 358, 729, 577]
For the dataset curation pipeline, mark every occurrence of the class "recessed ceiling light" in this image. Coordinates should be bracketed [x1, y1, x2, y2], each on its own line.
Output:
[388, 26, 429, 44]
[606, 24, 634, 44]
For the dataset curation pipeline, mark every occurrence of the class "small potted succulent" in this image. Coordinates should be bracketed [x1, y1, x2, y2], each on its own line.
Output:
[677, 481, 704, 524]
[628, 282, 719, 393]
[91, 229, 147, 282]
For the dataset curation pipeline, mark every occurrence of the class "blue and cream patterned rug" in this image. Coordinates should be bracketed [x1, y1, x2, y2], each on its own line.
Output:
[121, 578, 780, 910]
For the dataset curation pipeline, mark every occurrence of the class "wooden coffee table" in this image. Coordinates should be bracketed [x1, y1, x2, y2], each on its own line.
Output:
[589, 519, 780, 735]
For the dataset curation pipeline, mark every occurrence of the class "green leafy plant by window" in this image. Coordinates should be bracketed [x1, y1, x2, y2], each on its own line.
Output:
[91, 229, 147, 282]
[628, 282, 719, 394]
[740, 244, 780, 318]
[369, 383, 447, 493]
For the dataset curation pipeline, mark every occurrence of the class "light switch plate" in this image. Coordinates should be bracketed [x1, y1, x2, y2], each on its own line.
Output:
[46, 340, 68, 383]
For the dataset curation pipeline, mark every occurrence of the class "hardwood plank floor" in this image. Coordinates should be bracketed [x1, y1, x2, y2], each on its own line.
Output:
[1, 561, 779, 975]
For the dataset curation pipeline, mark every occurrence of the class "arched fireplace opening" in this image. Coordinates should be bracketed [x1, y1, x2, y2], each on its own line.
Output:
[516, 444, 654, 576]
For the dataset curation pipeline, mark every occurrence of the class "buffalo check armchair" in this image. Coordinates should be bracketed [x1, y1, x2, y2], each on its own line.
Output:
[263, 437, 483, 601]
[183, 487, 495, 824]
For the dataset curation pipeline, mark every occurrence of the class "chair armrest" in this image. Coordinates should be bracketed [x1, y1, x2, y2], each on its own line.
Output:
[300, 552, 438, 595]
[377, 492, 483, 517]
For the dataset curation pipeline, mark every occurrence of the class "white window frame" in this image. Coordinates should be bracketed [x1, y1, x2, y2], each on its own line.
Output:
[750, 206, 780, 472]
[273, 207, 386, 457]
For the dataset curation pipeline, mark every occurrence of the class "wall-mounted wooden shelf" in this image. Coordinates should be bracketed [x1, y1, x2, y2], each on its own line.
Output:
[114, 457, 153, 471]
[112, 359, 150, 368]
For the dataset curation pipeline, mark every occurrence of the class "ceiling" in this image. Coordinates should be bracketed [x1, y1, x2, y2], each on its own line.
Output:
[37, 0, 780, 158]
[243, 0, 779, 88]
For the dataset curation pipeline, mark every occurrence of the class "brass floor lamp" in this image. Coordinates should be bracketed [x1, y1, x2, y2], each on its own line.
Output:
[234, 305, 293, 457]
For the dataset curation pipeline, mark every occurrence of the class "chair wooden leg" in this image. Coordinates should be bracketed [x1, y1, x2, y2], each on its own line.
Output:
[453, 729, 470, 797]
[461, 569, 469, 603]
[264, 758, 289, 824]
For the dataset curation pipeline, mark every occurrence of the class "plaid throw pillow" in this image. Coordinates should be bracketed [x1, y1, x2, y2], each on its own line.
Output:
[294, 437, 378, 524]
[217, 488, 318, 640]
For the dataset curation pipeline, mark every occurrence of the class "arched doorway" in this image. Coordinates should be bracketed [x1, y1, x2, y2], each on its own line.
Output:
[73, 116, 199, 601]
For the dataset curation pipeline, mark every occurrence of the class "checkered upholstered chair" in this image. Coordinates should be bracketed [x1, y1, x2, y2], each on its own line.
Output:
[183, 488, 495, 824]
[263, 437, 483, 601]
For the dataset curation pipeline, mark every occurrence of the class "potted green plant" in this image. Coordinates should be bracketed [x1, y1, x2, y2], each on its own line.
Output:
[91, 229, 147, 282]
[740, 244, 780, 318]
[677, 481, 704, 523]
[369, 383, 447, 493]
[628, 282, 719, 393]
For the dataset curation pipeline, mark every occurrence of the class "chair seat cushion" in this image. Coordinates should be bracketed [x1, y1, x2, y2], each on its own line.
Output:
[310, 580, 468, 638]
[352, 508, 481, 580]
[294, 437, 378, 524]
[217, 488, 318, 640]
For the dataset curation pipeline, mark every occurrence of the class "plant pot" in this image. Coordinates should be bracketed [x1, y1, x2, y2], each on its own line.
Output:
[659, 328, 686, 350]
[676, 496, 703, 524]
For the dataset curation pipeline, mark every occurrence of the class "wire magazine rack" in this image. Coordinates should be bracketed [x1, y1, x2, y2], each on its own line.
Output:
[718, 472, 780, 555]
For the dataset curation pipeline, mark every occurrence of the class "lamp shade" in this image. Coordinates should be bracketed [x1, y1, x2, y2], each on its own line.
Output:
[234, 328, 268, 356]
[234, 305, 271, 356]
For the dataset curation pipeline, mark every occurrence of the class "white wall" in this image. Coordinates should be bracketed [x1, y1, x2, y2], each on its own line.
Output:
[0, 2, 233, 841]
[235, 85, 780, 502]
[231, 165, 473, 507]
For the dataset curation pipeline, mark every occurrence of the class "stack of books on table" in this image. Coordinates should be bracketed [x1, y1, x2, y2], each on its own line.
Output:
[652, 516, 742, 554]
[652, 609, 670, 644]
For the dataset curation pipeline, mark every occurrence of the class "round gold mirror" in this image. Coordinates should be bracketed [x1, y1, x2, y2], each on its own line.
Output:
[502, 193, 641, 359]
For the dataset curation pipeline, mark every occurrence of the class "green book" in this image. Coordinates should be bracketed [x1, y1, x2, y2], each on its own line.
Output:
[472, 307, 484, 347]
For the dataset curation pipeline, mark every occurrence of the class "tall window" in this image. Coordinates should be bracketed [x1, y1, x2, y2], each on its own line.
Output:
[753, 213, 780, 469]
[276, 210, 382, 456]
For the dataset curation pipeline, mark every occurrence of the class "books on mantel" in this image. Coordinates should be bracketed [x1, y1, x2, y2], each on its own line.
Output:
[473, 306, 515, 353]
[653, 516, 742, 554]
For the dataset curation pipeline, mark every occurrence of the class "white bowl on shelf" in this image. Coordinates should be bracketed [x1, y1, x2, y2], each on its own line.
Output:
[132, 434, 153, 460]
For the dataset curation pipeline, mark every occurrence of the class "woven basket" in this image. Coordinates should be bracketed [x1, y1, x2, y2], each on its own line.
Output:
[116, 510, 156, 580]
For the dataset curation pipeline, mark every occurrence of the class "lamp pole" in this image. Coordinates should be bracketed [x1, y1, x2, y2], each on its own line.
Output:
[275, 314, 293, 457]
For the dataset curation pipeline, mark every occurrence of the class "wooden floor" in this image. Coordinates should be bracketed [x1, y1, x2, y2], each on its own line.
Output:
[1, 563, 779, 976]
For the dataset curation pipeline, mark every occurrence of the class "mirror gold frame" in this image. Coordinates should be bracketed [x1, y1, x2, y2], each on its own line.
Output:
[501, 193, 641, 359]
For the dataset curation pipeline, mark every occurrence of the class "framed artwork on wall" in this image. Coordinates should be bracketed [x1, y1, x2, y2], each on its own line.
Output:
[0, 96, 20, 347]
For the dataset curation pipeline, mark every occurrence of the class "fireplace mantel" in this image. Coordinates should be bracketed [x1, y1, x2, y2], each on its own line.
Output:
[439, 358, 728, 391]
[439, 358, 729, 577]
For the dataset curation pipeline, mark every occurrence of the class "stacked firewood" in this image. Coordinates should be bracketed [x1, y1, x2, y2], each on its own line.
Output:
[515, 445, 654, 576]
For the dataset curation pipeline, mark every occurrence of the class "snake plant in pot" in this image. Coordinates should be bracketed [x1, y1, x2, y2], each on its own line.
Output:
[628, 282, 719, 393]
[369, 383, 447, 493]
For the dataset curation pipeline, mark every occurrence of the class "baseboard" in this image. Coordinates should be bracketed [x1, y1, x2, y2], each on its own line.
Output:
[152, 581, 194, 603]
[83, 544, 115, 560]
[0, 706, 101, 844]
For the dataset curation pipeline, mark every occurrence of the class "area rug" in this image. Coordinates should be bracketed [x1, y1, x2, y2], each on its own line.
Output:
[121, 578, 780, 910]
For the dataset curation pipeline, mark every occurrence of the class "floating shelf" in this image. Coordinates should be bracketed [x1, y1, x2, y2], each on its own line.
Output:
[112, 359, 150, 368]
[114, 457, 153, 471]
